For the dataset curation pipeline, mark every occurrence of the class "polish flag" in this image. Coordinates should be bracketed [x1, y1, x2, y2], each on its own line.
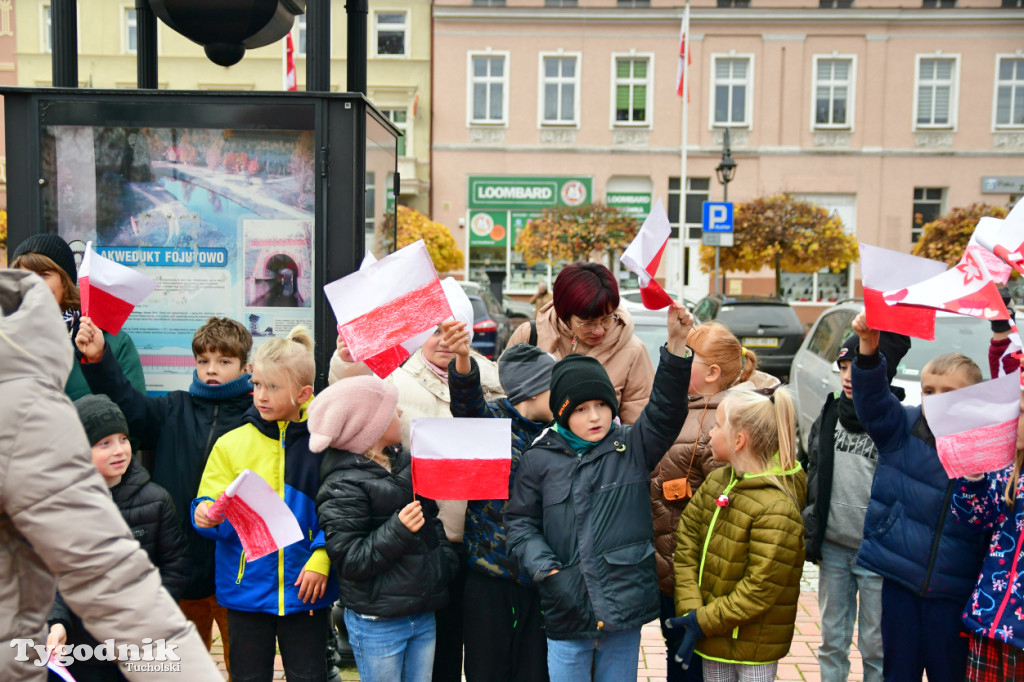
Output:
[620, 198, 674, 310]
[882, 247, 1010, 322]
[972, 198, 1024, 276]
[924, 370, 1021, 478]
[284, 31, 297, 91]
[47, 657, 76, 682]
[324, 240, 452, 365]
[411, 418, 512, 500]
[79, 242, 157, 335]
[207, 469, 303, 562]
[858, 243, 946, 340]
[675, 3, 691, 99]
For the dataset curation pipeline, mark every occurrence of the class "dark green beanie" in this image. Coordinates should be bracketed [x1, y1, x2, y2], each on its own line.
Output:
[74, 394, 129, 446]
[549, 354, 618, 428]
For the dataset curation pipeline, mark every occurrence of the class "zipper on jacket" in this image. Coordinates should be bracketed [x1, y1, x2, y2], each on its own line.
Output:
[921, 480, 955, 597]
[236, 551, 246, 584]
[203, 405, 221, 460]
[698, 472, 740, 588]
[987, 503, 1024, 640]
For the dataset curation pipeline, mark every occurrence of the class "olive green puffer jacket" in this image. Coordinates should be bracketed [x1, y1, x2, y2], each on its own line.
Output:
[673, 462, 806, 665]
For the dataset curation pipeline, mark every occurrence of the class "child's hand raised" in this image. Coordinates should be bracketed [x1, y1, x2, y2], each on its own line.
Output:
[74, 316, 106, 363]
[398, 500, 425, 533]
[851, 312, 879, 357]
[294, 568, 328, 604]
[194, 501, 224, 529]
[441, 319, 472, 374]
[666, 303, 695, 357]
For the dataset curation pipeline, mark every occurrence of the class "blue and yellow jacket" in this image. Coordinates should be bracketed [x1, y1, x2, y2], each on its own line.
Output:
[191, 398, 338, 615]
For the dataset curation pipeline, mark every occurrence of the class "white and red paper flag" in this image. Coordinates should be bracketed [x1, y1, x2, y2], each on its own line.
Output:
[47, 656, 76, 682]
[79, 242, 157, 335]
[411, 418, 512, 500]
[924, 370, 1021, 479]
[972, 197, 1024, 276]
[324, 240, 452, 366]
[883, 246, 1010, 323]
[858, 243, 947, 340]
[208, 469, 303, 562]
[675, 3, 692, 99]
[620, 198, 674, 310]
[284, 31, 297, 91]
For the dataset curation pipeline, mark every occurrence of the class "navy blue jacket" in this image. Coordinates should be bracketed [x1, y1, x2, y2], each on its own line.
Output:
[853, 352, 987, 602]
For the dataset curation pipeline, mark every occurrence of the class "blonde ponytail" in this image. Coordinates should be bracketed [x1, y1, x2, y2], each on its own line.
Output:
[720, 386, 799, 498]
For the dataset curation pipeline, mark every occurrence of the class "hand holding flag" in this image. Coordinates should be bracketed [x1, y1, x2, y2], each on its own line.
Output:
[78, 242, 157, 335]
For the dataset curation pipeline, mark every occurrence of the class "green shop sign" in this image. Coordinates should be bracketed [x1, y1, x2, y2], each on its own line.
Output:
[606, 192, 651, 221]
[468, 176, 592, 210]
[468, 210, 509, 247]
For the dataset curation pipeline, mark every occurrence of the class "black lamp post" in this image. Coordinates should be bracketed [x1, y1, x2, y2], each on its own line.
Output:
[713, 128, 737, 294]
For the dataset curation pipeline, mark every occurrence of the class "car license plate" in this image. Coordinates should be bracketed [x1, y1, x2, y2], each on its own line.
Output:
[742, 337, 779, 348]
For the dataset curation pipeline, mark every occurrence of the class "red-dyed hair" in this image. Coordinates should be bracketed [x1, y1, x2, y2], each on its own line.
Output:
[552, 262, 620, 322]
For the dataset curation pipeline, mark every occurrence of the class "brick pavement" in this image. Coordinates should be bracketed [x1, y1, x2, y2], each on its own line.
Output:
[210, 561, 863, 681]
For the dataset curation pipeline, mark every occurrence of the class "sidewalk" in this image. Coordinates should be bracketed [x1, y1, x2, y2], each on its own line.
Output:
[210, 562, 860, 681]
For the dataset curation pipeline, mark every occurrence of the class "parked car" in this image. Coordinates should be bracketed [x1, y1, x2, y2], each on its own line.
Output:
[692, 294, 805, 381]
[457, 281, 515, 360]
[789, 299, 992, 452]
[619, 288, 699, 314]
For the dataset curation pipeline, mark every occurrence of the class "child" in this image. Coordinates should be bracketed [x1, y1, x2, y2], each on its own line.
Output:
[505, 303, 694, 682]
[801, 331, 909, 682]
[192, 326, 338, 682]
[311, 376, 457, 682]
[671, 386, 806, 680]
[47, 394, 189, 681]
[850, 312, 989, 682]
[951, 401, 1024, 681]
[75, 315, 254, 661]
[443, 319, 556, 682]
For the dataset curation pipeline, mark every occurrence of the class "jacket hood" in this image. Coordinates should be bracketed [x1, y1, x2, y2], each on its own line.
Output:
[243, 393, 314, 437]
[0, 270, 72, 390]
[111, 458, 151, 505]
[534, 300, 639, 362]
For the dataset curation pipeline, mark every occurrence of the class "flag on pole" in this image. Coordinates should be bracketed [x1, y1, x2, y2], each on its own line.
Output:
[924, 370, 1021, 478]
[620, 198, 674, 310]
[675, 3, 692, 100]
[411, 418, 513, 500]
[858, 243, 946, 340]
[207, 469, 304, 562]
[324, 240, 452, 364]
[78, 242, 157, 335]
[882, 247, 1010, 322]
[284, 31, 297, 91]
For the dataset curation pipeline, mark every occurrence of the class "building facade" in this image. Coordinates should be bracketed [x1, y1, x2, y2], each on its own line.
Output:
[431, 0, 1024, 319]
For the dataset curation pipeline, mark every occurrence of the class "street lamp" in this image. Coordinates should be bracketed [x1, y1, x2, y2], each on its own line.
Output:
[713, 128, 737, 294]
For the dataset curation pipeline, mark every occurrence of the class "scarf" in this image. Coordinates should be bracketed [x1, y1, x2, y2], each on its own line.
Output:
[188, 371, 254, 400]
[64, 308, 81, 337]
[836, 394, 865, 433]
[423, 356, 449, 382]
[552, 421, 617, 455]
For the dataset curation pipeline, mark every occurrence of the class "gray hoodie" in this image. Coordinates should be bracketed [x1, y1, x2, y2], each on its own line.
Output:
[0, 270, 220, 680]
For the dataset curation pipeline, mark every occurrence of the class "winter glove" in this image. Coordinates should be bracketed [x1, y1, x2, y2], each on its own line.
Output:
[663, 611, 705, 669]
[992, 287, 1015, 334]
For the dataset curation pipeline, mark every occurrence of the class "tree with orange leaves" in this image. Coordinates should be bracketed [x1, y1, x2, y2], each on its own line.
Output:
[514, 203, 637, 267]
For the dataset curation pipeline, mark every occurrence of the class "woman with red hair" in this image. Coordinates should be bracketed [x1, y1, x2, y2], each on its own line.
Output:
[506, 262, 654, 424]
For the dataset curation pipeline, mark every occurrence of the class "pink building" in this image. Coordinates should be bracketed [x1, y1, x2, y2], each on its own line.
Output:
[431, 0, 1024, 321]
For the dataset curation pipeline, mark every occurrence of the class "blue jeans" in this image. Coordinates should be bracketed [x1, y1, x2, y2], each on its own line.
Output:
[547, 628, 642, 682]
[818, 540, 883, 682]
[343, 610, 435, 682]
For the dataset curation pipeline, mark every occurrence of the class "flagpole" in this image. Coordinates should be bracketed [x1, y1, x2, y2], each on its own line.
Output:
[678, 1, 690, 299]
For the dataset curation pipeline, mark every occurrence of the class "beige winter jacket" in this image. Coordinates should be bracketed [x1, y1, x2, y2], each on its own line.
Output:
[328, 348, 504, 542]
[506, 301, 654, 425]
[0, 271, 220, 681]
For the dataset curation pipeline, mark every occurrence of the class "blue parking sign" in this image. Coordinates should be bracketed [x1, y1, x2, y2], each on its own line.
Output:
[702, 202, 734, 233]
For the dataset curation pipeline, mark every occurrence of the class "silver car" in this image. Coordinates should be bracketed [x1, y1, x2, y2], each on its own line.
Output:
[790, 300, 993, 452]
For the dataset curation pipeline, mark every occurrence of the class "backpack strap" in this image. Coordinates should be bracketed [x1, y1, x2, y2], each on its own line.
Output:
[529, 320, 538, 347]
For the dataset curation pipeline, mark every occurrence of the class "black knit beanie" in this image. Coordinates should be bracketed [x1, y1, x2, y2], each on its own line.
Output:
[549, 354, 618, 428]
[12, 233, 78, 285]
[74, 394, 130, 446]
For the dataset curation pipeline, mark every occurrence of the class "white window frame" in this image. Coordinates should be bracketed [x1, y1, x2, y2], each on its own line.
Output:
[374, 10, 408, 58]
[42, 4, 51, 53]
[609, 51, 654, 129]
[709, 52, 754, 129]
[381, 108, 410, 157]
[538, 51, 581, 128]
[123, 5, 137, 55]
[296, 14, 306, 57]
[913, 53, 959, 131]
[993, 52, 1024, 130]
[810, 54, 856, 131]
[467, 50, 510, 127]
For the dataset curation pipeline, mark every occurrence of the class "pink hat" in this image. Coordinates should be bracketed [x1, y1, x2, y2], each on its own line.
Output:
[308, 376, 399, 454]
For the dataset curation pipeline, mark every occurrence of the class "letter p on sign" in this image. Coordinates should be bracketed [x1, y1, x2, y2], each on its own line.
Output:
[702, 201, 734, 247]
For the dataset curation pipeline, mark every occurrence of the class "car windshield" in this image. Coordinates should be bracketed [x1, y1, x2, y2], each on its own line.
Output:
[894, 316, 991, 379]
[718, 305, 801, 329]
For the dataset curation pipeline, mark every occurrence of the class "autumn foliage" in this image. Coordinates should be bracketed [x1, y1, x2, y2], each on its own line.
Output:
[699, 194, 859, 296]
[377, 205, 464, 274]
[514, 203, 637, 266]
[912, 203, 1009, 266]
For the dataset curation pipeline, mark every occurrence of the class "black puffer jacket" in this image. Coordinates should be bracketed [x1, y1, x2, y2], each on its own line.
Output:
[316, 447, 457, 618]
[505, 347, 691, 640]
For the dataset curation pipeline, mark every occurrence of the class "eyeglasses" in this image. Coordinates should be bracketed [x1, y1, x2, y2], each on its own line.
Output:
[572, 314, 620, 332]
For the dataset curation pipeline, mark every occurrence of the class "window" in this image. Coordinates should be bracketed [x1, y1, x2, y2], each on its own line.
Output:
[1003, 0, 1024, 7]
[42, 5, 51, 53]
[541, 55, 578, 125]
[995, 57, 1024, 128]
[472, 0, 506, 5]
[375, 12, 407, 57]
[545, 0, 578, 5]
[297, 14, 306, 56]
[713, 56, 751, 127]
[819, 0, 853, 6]
[915, 57, 956, 128]
[382, 109, 408, 156]
[125, 8, 137, 54]
[469, 53, 508, 125]
[614, 56, 651, 125]
[913, 187, 944, 243]
[922, 0, 956, 6]
[617, 0, 651, 5]
[717, 0, 751, 6]
[813, 57, 853, 129]
[365, 171, 376, 241]
[668, 177, 710, 241]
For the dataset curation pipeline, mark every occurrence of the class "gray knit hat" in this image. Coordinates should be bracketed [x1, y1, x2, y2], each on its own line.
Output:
[74, 394, 130, 446]
[499, 343, 556, 405]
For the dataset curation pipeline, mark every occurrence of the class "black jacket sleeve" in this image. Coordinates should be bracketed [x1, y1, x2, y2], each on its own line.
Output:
[625, 346, 693, 472]
[48, 591, 72, 630]
[448, 357, 501, 420]
[505, 446, 562, 583]
[154, 493, 190, 601]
